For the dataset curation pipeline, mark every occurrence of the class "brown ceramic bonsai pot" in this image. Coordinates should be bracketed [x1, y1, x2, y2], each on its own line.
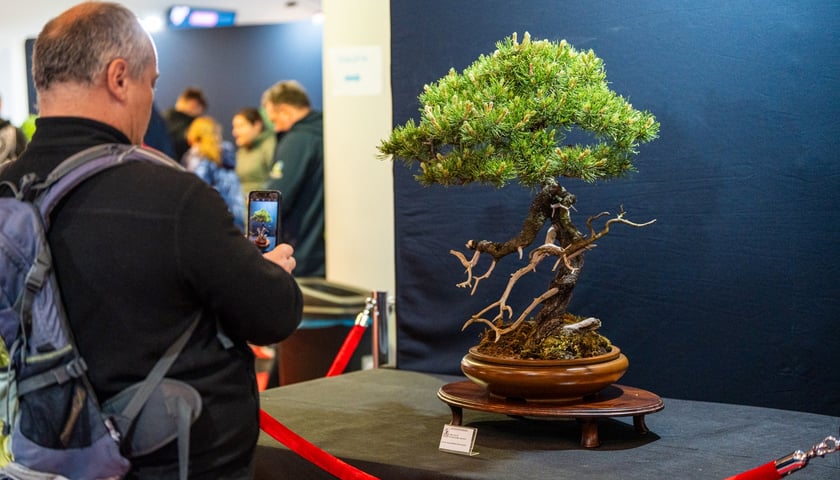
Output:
[461, 346, 629, 402]
[254, 236, 270, 249]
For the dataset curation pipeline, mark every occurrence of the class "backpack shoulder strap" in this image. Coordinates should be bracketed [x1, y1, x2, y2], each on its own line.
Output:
[14, 144, 182, 348]
[117, 313, 201, 424]
[34, 143, 182, 227]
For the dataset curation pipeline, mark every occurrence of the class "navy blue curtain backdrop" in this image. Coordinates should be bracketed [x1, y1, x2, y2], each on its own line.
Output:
[390, 0, 839, 416]
[151, 21, 323, 142]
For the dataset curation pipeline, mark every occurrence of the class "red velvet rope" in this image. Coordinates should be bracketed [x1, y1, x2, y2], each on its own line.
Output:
[259, 409, 380, 480]
[326, 324, 367, 377]
[257, 324, 378, 479]
[724, 461, 783, 480]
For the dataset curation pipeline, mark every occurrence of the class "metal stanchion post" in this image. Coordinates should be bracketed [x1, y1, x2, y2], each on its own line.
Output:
[371, 291, 390, 368]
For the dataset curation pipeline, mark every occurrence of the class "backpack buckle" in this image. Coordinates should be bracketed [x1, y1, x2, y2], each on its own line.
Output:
[65, 357, 88, 378]
[25, 253, 51, 293]
[17, 173, 41, 202]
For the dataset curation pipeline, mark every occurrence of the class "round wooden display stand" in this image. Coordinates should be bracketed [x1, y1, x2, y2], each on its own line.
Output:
[437, 381, 664, 448]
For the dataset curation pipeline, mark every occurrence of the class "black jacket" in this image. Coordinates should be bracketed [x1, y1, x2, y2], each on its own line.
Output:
[266, 111, 325, 277]
[0, 117, 303, 478]
[162, 108, 194, 162]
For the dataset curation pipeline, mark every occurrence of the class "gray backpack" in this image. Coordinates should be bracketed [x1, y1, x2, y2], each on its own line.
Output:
[0, 144, 202, 480]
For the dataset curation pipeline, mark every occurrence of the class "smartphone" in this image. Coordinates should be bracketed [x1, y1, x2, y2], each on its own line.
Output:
[247, 190, 282, 252]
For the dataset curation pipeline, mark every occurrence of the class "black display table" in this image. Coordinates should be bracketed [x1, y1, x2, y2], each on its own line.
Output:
[255, 369, 839, 479]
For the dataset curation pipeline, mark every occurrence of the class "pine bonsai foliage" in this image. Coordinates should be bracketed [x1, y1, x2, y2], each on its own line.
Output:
[379, 32, 659, 188]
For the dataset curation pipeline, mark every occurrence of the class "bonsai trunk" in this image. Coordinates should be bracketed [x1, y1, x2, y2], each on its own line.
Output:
[526, 229, 583, 350]
[456, 184, 653, 359]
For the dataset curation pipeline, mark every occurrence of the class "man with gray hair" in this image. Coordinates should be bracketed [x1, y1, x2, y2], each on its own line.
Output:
[0, 3, 303, 478]
[262, 80, 325, 277]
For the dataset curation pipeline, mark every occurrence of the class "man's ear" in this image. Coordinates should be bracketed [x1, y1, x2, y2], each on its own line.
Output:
[106, 58, 130, 101]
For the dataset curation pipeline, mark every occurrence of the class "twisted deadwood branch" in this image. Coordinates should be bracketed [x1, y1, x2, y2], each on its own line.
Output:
[454, 208, 655, 342]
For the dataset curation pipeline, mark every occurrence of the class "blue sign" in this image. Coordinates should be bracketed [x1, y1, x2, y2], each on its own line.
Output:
[167, 6, 236, 29]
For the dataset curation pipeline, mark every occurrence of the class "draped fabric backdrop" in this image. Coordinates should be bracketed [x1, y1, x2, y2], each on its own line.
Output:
[390, 0, 840, 416]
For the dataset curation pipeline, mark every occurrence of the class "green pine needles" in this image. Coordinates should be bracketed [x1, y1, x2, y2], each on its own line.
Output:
[378, 32, 660, 188]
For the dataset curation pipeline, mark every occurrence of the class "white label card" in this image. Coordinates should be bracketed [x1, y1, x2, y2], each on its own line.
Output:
[439, 424, 479, 456]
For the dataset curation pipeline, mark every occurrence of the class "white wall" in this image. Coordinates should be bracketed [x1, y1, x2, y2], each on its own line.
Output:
[0, 0, 396, 306]
[321, 0, 394, 295]
[321, 0, 396, 364]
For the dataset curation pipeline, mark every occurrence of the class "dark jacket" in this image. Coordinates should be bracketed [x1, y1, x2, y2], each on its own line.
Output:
[266, 111, 325, 277]
[162, 108, 195, 162]
[144, 104, 176, 158]
[0, 117, 303, 479]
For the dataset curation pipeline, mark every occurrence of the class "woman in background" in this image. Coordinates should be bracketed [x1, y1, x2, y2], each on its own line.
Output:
[184, 116, 245, 231]
[232, 108, 281, 384]
[232, 107, 277, 206]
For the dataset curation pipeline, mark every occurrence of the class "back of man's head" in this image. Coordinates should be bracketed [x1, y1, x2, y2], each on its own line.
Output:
[261, 80, 311, 109]
[32, 2, 155, 94]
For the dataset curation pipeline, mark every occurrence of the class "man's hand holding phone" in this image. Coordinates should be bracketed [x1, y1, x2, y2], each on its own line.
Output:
[264, 243, 296, 274]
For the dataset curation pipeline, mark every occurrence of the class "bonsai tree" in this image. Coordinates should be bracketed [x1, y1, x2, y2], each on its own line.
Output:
[378, 33, 660, 360]
[250, 208, 273, 249]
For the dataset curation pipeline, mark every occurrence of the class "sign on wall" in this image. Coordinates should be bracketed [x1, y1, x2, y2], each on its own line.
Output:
[328, 46, 383, 96]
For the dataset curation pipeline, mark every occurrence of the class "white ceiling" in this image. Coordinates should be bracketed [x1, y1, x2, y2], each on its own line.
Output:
[2, 0, 323, 36]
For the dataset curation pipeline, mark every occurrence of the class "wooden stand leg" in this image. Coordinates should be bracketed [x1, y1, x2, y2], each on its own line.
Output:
[449, 405, 463, 426]
[633, 414, 648, 435]
[579, 419, 600, 448]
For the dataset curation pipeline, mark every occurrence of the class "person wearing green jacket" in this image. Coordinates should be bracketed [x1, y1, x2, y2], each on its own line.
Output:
[232, 107, 277, 208]
[262, 80, 325, 278]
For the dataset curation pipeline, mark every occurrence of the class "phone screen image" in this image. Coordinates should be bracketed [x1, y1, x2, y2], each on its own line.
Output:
[247, 190, 281, 252]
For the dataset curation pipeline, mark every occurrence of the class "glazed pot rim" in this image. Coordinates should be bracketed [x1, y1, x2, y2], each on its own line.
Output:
[466, 345, 621, 367]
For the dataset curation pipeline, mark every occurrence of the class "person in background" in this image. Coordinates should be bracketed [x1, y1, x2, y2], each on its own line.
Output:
[143, 103, 175, 157]
[262, 80, 325, 277]
[184, 115, 245, 231]
[0, 92, 28, 168]
[163, 86, 207, 162]
[0, 3, 302, 477]
[232, 108, 281, 386]
[20, 114, 39, 142]
[232, 107, 276, 208]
